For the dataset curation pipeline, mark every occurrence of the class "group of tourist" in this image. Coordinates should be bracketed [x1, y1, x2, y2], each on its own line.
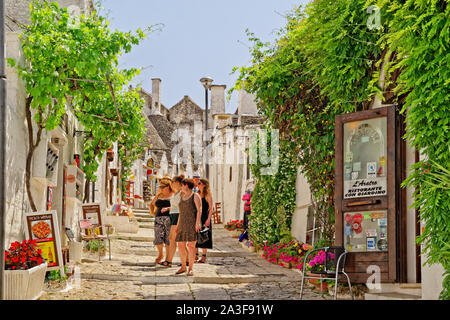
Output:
[149, 174, 213, 276]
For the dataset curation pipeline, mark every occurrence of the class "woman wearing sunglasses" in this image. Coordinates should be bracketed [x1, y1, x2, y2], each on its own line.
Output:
[149, 177, 174, 265]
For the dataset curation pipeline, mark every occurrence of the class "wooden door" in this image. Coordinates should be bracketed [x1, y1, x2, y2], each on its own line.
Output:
[335, 106, 402, 283]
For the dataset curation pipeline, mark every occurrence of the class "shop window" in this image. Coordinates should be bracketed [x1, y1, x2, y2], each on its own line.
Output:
[343, 210, 388, 252]
[343, 118, 387, 199]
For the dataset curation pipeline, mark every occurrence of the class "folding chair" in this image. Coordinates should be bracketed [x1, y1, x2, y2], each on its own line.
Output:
[79, 219, 112, 261]
[300, 246, 353, 300]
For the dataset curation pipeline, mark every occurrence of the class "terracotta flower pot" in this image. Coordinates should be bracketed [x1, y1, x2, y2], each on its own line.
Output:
[307, 272, 328, 291]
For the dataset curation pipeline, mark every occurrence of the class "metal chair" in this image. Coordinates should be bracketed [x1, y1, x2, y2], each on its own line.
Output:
[79, 219, 112, 261]
[300, 246, 353, 300]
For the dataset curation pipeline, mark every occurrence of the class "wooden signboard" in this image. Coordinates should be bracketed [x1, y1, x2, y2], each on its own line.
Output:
[82, 203, 104, 236]
[24, 210, 64, 271]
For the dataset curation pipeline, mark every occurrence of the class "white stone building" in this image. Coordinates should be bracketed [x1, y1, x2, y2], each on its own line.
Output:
[3, 0, 118, 252]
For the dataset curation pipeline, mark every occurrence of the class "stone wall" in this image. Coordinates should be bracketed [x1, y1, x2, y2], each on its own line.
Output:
[5, 0, 94, 32]
[4, 32, 30, 246]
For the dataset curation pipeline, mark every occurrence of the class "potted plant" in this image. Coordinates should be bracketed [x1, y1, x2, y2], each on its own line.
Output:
[3, 240, 48, 300]
[304, 249, 336, 292]
[83, 239, 107, 258]
[44, 267, 69, 292]
[224, 220, 245, 237]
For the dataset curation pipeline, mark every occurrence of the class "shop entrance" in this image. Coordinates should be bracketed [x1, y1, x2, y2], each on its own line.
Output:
[334, 105, 419, 283]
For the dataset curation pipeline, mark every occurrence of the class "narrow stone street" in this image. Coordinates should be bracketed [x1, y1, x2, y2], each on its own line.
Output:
[40, 208, 329, 300]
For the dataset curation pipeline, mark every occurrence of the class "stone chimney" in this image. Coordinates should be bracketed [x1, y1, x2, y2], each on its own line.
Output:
[237, 89, 258, 115]
[152, 78, 162, 114]
[210, 84, 226, 116]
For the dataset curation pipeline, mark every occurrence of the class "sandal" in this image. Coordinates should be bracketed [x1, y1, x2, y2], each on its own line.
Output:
[175, 268, 186, 275]
[198, 255, 206, 263]
[161, 261, 172, 267]
[187, 270, 194, 276]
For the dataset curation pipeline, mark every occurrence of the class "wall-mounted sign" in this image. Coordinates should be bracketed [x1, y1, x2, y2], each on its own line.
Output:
[24, 210, 63, 270]
[343, 178, 387, 199]
[82, 203, 104, 235]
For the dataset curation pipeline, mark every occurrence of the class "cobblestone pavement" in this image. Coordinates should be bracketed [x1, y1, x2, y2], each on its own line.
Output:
[40, 212, 335, 300]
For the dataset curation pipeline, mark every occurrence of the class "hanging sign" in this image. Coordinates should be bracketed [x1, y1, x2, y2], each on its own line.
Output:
[24, 210, 63, 270]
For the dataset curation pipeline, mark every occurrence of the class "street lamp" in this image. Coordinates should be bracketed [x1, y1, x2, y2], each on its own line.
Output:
[199, 77, 213, 179]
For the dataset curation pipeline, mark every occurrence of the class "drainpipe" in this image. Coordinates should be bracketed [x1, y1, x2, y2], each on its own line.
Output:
[0, 0, 7, 300]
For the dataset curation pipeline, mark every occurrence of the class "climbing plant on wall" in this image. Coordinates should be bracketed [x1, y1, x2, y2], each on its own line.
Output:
[377, 0, 449, 299]
[8, 0, 150, 209]
[233, 0, 448, 298]
[231, 0, 385, 244]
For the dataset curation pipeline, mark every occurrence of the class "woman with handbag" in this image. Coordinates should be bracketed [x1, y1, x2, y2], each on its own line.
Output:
[195, 178, 213, 263]
[175, 178, 202, 276]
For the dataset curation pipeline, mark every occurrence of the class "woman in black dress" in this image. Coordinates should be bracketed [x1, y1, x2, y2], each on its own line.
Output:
[195, 178, 213, 263]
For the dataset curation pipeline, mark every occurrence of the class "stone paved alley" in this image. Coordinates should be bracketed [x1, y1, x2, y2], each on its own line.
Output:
[39, 209, 332, 300]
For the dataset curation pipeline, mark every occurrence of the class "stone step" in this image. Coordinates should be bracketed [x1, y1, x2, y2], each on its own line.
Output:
[366, 283, 422, 297]
[132, 209, 150, 214]
[139, 224, 154, 229]
[109, 234, 154, 242]
[114, 248, 251, 257]
[365, 292, 422, 300]
[134, 213, 151, 218]
[137, 217, 154, 223]
[81, 272, 298, 285]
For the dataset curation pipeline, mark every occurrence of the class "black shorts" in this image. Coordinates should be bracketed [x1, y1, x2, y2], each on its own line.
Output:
[170, 213, 179, 226]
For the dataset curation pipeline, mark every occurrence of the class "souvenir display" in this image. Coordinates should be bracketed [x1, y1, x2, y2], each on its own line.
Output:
[46, 147, 58, 178]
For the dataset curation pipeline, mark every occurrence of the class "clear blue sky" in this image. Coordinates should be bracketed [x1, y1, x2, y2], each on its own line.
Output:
[100, 0, 309, 114]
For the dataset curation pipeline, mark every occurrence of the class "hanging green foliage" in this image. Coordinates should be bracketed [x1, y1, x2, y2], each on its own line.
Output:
[233, 0, 448, 298]
[231, 0, 385, 244]
[8, 0, 151, 209]
[378, 0, 449, 299]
